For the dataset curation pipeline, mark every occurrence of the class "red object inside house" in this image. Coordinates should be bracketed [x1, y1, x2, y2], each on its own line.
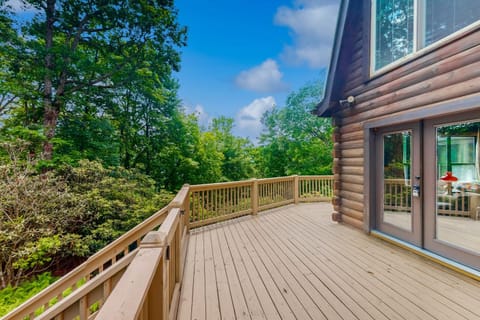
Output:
[440, 171, 458, 182]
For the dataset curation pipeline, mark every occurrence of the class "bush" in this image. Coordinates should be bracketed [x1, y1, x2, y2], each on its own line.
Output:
[61, 159, 174, 253]
[0, 142, 173, 289]
[0, 272, 58, 317]
[0, 152, 89, 288]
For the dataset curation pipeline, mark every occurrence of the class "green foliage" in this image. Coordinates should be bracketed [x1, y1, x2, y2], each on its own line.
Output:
[55, 114, 120, 167]
[1, 0, 187, 158]
[196, 131, 224, 182]
[0, 272, 58, 317]
[209, 117, 257, 181]
[258, 81, 333, 177]
[0, 143, 173, 289]
[0, 145, 90, 288]
[62, 159, 174, 252]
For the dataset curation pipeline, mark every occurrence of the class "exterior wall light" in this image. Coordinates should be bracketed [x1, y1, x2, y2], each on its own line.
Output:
[339, 96, 355, 108]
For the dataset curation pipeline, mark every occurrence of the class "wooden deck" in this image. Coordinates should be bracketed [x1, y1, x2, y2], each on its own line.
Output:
[176, 203, 480, 320]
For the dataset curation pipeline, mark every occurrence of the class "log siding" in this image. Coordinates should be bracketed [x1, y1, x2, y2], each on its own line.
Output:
[329, 0, 480, 228]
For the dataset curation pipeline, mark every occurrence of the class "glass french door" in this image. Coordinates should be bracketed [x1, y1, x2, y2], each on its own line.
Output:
[424, 113, 480, 270]
[374, 114, 480, 271]
[376, 122, 422, 246]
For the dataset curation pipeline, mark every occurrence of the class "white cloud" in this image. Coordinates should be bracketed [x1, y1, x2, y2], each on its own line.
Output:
[235, 59, 288, 93]
[185, 104, 211, 128]
[275, 0, 339, 68]
[235, 96, 276, 141]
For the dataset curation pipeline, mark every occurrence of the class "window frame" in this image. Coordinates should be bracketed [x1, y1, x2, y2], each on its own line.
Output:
[370, 0, 480, 77]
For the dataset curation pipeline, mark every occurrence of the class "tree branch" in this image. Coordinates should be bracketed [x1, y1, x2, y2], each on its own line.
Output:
[0, 94, 18, 113]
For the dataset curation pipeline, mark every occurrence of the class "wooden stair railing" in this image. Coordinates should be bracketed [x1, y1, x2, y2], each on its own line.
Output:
[4, 176, 332, 320]
[96, 207, 186, 320]
[34, 251, 136, 320]
[2, 194, 176, 320]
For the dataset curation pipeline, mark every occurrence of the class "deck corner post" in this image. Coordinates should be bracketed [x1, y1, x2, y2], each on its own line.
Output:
[141, 231, 168, 248]
[252, 178, 259, 215]
[184, 184, 191, 233]
[293, 175, 299, 204]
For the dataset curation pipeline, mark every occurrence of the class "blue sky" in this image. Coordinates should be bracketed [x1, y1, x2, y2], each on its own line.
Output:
[175, 0, 340, 140]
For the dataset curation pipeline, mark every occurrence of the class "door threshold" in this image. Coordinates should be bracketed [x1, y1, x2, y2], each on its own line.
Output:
[371, 230, 480, 282]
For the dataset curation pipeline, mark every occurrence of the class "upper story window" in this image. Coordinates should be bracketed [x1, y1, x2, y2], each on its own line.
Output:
[373, 0, 480, 72]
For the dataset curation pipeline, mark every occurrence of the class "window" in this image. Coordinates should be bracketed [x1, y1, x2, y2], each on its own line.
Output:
[374, 0, 414, 71]
[373, 0, 480, 72]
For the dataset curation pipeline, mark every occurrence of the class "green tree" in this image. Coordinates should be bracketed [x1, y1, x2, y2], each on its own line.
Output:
[197, 131, 224, 182]
[0, 9, 39, 120]
[258, 81, 333, 177]
[1, 0, 187, 159]
[153, 111, 205, 190]
[55, 109, 120, 167]
[209, 117, 257, 181]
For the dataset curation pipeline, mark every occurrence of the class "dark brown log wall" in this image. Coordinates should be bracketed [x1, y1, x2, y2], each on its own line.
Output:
[331, 1, 480, 229]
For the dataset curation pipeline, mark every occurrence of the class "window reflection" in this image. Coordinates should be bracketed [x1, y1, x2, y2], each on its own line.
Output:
[383, 131, 412, 231]
[375, 0, 414, 70]
[374, 0, 480, 71]
[436, 121, 480, 254]
[424, 0, 480, 47]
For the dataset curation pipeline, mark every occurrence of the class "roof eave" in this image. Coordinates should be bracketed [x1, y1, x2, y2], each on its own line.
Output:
[315, 0, 350, 118]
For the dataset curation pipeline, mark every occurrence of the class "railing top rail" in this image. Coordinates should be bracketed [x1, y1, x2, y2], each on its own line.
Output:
[189, 180, 253, 191]
[188, 175, 330, 191]
[299, 175, 334, 179]
[143, 208, 180, 247]
[257, 176, 296, 183]
[96, 208, 181, 320]
[96, 247, 164, 320]
[384, 178, 412, 183]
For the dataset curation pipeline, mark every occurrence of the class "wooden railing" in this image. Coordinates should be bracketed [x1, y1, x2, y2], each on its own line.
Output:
[299, 175, 334, 201]
[4, 205, 170, 320]
[5, 175, 332, 320]
[189, 175, 334, 228]
[384, 179, 412, 212]
[189, 180, 253, 228]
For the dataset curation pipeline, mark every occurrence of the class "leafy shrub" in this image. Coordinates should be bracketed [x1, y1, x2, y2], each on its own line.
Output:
[0, 143, 173, 289]
[0, 272, 57, 317]
[61, 159, 174, 253]
[0, 149, 89, 288]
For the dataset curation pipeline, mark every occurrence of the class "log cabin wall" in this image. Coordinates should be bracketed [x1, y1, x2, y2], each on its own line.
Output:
[330, 0, 480, 229]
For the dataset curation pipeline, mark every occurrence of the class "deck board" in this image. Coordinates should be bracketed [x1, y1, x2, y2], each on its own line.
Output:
[229, 218, 296, 320]
[177, 203, 480, 320]
[216, 223, 251, 320]
[211, 226, 236, 320]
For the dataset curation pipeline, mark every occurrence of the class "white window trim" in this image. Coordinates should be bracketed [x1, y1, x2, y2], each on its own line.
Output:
[370, 0, 480, 77]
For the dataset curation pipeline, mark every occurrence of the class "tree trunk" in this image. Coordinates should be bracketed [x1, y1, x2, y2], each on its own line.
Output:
[42, 0, 56, 160]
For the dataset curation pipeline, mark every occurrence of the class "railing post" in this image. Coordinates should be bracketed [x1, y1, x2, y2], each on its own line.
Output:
[141, 231, 169, 320]
[252, 178, 259, 215]
[184, 184, 191, 233]
[293, 175, 299, 204]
